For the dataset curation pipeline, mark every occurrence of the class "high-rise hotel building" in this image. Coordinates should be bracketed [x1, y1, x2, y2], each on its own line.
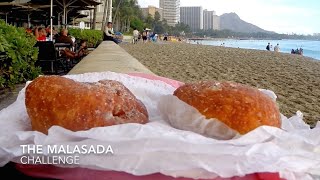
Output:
[180, 6, 203, 32]
[159, 0, 180, 26]
[203, 9, 220, 30]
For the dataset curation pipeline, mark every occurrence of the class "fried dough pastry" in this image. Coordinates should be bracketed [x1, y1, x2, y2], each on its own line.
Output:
[25, 76, 148, 134]
[174, 81, 281, 134]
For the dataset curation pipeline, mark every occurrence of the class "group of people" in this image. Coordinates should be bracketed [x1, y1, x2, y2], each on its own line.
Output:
[29, 26, 89, 59]
[132, 28, 160, 44]
[266, 42, 304, 55]
[54, 28, 89, 59]
[27, 25, 58, 41]
[266, 43, 280, 52]
[103, 22, 167, 44]
[291, 48, 303, 55]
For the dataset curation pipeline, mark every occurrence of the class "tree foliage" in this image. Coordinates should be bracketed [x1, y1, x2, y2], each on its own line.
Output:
[154, 11, 161, 22]
[68, 29, 103, 47]
[0, 20, 41, 89]
[112, 0, 142, 32]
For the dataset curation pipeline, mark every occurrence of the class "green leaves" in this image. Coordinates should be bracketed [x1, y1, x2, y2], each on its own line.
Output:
[68, 29, 103, 47]
[0, 44, 4, 52]
[0, 19, 40, 89]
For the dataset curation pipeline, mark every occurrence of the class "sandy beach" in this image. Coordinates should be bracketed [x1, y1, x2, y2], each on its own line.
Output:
[121, 43, 320, 126]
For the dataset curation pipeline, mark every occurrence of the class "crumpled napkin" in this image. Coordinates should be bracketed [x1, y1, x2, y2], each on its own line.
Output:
[0, 72, 319, 180]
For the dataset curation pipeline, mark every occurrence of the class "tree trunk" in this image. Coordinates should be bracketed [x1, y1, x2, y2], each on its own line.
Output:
[123, 19, 126, 32]
[90, 9, 93, 29]
[101, 0, 108, 31]
[112, 0, 122, 24]
[92, 5, 97, 30]
[127, 18, 131, 32]
[117, 16, 120, 32]
[107, 0, 112, 22]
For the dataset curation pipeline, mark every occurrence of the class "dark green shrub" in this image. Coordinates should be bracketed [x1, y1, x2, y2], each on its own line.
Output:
[0, 20, 41, 89]
[68, 29, 103, 47]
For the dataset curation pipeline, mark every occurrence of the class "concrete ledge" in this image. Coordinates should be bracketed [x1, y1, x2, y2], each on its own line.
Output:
[68, 41, 154, 75]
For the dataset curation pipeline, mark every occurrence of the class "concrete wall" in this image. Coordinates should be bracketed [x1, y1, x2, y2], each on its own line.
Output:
[68, 41, 153, 75]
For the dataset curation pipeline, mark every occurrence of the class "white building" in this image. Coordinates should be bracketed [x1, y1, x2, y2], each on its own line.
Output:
[212, 15, 220, 30]
[78, 0, 105, 29]
[159, 0, 180, 26]
[203, 10, 215, 30]
[180, 6, 203, 32]
[79, 0, 112, 30]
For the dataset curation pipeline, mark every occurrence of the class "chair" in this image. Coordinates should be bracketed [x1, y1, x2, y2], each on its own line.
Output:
[34, 41, 66, 74]
[54, 42, 76, 68]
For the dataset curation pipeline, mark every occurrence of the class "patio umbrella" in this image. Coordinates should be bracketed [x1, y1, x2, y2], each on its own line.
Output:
[28, 0, 100, 28]
[50, 0, 52, 40]
[0, 1, 30, 24]
[54, 0, 100, 28]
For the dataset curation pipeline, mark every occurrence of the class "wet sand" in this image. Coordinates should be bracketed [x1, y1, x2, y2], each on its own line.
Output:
[121, 43, 320, 126]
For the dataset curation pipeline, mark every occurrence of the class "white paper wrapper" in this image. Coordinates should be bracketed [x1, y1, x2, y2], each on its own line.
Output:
[158, 95, 239, 140]
[0, 72, 320, 180]
[157, 89, 279, 140]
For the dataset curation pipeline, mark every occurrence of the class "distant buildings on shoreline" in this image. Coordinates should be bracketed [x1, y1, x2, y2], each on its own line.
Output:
[78, 0, 220, 32]
[180, 7, 220, 32]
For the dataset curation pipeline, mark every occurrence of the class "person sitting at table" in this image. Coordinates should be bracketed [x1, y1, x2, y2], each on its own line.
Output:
[46, 26, 57, 39]
[55, 29, 74, 46]
[34, 27, 47, 41]
[55, 29, 75, 59]
[77, 40, 89, 59]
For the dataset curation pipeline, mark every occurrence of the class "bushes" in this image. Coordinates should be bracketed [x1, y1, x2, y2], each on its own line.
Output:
[68, 29, 103, 47]
[0, 20, 41, 89]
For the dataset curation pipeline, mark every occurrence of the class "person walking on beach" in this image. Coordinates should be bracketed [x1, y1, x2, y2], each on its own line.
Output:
[142, 28, 148, 43]
[133, 28, 139, 44]
[266, 43, 270, 51]
[163, 32, 168, 41]
[274, 44, 280, 52]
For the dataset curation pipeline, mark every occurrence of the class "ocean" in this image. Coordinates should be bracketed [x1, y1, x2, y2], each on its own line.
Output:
[190, 39, 320, 60]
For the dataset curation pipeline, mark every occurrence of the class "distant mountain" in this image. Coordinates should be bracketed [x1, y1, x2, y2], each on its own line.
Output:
[220, 13, 274, 34]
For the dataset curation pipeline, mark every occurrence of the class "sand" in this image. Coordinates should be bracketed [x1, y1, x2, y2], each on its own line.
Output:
[121, 42, 320, 126]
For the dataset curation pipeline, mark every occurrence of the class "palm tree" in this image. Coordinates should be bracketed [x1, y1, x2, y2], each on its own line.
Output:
[112, 0, 141, 32]
[112, 0, 123, 30]
[101, 0, 108, 31]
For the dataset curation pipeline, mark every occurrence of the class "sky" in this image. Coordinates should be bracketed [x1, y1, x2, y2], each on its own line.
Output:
[138, 0, 320, 35]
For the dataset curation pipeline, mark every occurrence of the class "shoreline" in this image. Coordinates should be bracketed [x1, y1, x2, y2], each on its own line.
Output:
[188, 38, 283, 41]
[186, 39, 320, 61]
[121, 42, 320, 126]
[188, 38, 320, 41]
